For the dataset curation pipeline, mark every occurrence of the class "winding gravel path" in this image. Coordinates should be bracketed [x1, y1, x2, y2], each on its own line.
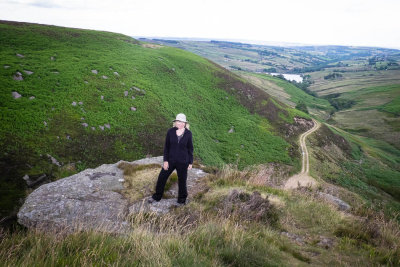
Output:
[284, 119, 320, 189]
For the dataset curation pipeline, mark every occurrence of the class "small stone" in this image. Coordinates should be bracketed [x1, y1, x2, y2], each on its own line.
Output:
[124, 91, 128, 97]
[52, 71, 59, 74]
[16, 53, 25, 58]
[24, 70, 34, 75]
[104, 124, 110, 129]
[72, 101, 77, 106]
[91, 70, 98, 74]
[29, 96, 35, 100]
[113, 72, 119, 76]
[81, 117, 85, 120]
[241, 144, 244, 148]
[172, 68, 175, 71]
[78, 101, 83, 105]
[82, 123, 88, 127]
[43, 121, 47, 126]
[84, 81, 89, 84]
[23, 174, 30, 181]
[317, 236, 334, 249]
[228, 126, 234, 133]
[91, 127, 96, 131]
[102, 75, 108, 79]
[51, 107, 55, 111]
[101, 95, 104, 100]
[133, 86, 141, 92]
[47, 154, 61, 167]
[13, 72, 23, 81]
[121, 82, 125, 85]
[4, 65, 10, 69]
[50, 56, 55, 61]
[131, 96, 136, 100]
[57, 136, 60, 139]
[130, 107, 137, 111]
[99, 125, 105, 131]
[66, 135, 71, 140]
[12, 91, 22, 99]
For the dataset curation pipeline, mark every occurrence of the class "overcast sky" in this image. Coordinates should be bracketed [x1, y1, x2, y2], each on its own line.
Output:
[1, 0, 400, 49]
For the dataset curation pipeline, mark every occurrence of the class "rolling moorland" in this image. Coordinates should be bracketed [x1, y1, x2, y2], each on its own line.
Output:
[0, 21, 308, 221]
[149, 39, 400, 195]
[1, 22, 400, 265]
[147, 38, 400, 150]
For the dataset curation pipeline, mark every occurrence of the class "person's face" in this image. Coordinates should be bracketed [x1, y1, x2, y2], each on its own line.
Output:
[176, 120, 185, 129]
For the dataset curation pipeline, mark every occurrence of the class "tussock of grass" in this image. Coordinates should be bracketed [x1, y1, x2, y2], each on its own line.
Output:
[117, 162, 161, 176]
[117, 162, 179, 202]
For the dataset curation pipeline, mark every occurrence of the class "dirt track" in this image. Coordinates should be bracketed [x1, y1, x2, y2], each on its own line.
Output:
[284, 119, 320, 189]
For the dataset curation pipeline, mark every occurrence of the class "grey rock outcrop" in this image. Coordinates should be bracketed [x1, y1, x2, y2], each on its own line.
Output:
[12, 91, 22, 99]
[18, 156, 208, 233]
[318, 192, 351, 211]
[24, 70, 34, 75]
[13, 72, 23, 81]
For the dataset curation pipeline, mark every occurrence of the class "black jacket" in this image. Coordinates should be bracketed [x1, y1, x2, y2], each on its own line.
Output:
[163, 127, 193, 164]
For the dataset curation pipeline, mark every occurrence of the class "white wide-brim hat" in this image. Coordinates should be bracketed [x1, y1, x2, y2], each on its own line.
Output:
[173, 113, 188, 123]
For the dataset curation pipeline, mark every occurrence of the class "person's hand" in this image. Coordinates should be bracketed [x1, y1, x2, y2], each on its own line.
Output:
[163, 161, 169, 170]
[188, 164, 192, 170]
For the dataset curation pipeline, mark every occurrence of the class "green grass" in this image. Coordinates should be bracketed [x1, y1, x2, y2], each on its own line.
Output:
[380, 96, 400, 116]
[241, 72, 332, 111]
[326, 84, 400, 149]
[0, 21, 308, 217]
[309, 123, 400, 218]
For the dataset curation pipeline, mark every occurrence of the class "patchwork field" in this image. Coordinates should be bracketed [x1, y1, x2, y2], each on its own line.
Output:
[307, 70, 400, 96]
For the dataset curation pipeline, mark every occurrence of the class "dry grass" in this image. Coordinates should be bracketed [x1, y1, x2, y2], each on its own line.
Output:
[2, 163, 400, 266]
[117, 162, 180, 202]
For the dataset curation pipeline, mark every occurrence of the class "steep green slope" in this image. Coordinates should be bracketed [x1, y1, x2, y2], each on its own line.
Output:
[0, 21, 308, 218]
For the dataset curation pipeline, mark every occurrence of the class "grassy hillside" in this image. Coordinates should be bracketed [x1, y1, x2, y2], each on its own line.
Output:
[325, 84, 400, 149]
[0, 21, 309, 218]
[237, 71, 333, 118]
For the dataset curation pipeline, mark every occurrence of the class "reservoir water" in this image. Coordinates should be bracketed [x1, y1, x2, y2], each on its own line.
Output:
[269, 73, 303, 83]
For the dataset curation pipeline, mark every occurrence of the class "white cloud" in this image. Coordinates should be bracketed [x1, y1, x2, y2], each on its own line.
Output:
[0, 0, 399, 48]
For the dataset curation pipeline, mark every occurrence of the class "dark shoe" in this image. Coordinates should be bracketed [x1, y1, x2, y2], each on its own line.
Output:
[176, 200, 186, 206]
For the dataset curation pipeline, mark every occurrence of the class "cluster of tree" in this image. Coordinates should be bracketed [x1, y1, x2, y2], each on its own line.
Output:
[290, 75, 317, 97]
[323, 94, 355, 110]
[324, 72, 343, 80]
[295, 102, 308, 114]
[258, 50, 279, 57]
[263, 68, 277, 73]
[229, 65, 242, 71]
[244, 59, 259, 64]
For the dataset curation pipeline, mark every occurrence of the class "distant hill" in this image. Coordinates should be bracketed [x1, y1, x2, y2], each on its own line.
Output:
[142, 38, 400, 73]
[0, 21, 309, 218]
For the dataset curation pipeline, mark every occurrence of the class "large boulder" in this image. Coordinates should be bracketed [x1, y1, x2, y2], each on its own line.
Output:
[17, 156, 207, 233]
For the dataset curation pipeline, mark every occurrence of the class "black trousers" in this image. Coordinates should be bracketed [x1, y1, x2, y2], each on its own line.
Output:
[152, 162, 189, 203]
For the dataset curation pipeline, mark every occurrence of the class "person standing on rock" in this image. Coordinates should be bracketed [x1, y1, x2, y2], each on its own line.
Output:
[148, 113, 193, 205]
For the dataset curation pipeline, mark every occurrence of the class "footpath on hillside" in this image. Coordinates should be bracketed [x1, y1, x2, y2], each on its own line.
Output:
[284, 119, 320, 189]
